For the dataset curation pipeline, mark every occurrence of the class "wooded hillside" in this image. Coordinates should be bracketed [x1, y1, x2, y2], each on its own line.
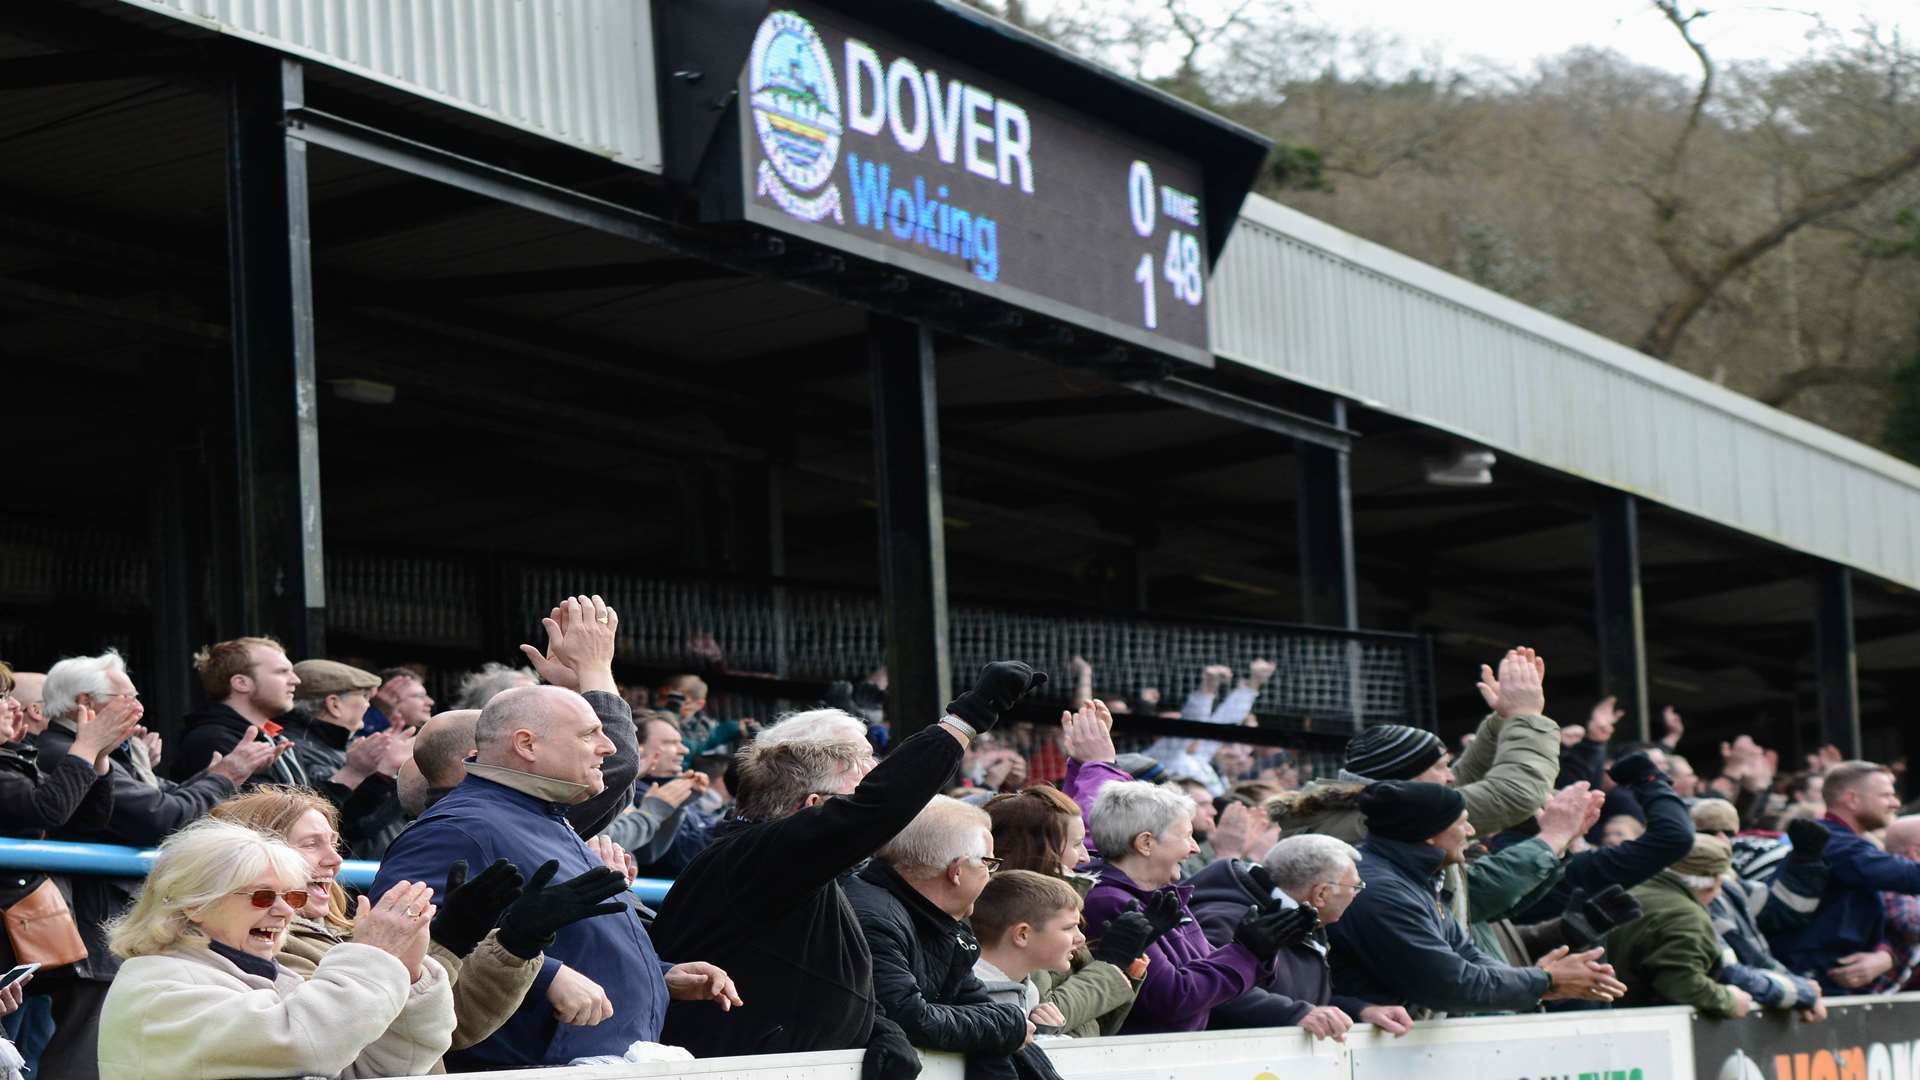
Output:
[974, 1, 1920, 459]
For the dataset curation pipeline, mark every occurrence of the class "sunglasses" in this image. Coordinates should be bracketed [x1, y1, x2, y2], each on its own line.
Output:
[232, 888, 309, 909]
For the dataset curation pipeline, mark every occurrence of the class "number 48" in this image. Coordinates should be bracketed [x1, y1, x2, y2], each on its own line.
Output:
[1163, 232, 1203, 306]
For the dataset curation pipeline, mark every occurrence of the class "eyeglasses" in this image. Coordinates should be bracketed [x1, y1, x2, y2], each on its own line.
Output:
[1322, 880, 1366, 893]
[976, 856, 1004, 872]
[232, 888, 309, 909]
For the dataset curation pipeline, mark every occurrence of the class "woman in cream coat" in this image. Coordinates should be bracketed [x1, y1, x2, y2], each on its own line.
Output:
[98, 818, 453, 1079]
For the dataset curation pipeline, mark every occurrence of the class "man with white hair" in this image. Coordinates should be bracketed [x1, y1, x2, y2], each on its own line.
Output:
[1186, 835, 1414, 1038]
[849, 795, 1056, 1080]
[651, 662, 1050, 1077]
[35, 649, 279, 1080]
[454, 662, 538, 710]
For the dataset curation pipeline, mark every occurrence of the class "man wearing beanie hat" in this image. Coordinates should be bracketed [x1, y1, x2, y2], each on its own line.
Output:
[283, 659, 412, 855]
[1605, 834, 1761, 1018]
[1688, 801, 1829, 1019]
[1271, 649, 1563, 933]
[1327, 781, 1626, 1016]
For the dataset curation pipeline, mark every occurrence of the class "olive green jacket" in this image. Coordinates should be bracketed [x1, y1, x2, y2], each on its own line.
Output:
[1605, 872, 1739, 1017]
[1028, 872, 1140, 1038]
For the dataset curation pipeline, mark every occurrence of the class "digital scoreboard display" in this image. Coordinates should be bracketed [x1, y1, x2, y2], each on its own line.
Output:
[739, 4, 1213, 365]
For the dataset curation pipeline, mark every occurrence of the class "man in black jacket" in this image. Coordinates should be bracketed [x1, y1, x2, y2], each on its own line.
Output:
[848, 794, 1058, 1080]
[171, 635, 307, 786]
[649, 661, 1047, 1075]
[36, 650, 279, 1080]
[1512, 752, 1693, 924]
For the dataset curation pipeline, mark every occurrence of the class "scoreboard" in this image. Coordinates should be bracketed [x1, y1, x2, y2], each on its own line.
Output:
[737, 3, 1214, 366]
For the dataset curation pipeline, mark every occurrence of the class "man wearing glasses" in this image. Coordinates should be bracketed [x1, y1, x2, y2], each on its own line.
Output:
[1187, 833, 1413, 1039]
[847, 794, 1057, 1080]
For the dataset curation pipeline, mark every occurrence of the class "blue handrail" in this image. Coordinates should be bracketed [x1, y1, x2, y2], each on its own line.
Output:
[0, 837, 673, 905]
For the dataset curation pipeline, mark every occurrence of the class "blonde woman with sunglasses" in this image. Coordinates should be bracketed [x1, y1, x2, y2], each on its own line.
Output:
[97, 818, 452, 1079]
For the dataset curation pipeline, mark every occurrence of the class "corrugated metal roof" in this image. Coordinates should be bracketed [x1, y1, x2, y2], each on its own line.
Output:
[1213, 194, 1920, 592]
[113, 0, 660, 172]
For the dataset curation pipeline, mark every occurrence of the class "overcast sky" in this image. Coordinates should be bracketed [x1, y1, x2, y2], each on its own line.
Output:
[1296, 0, 1906, 75]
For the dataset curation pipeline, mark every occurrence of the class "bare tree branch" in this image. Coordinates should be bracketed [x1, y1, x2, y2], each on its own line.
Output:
[1757, 363, 1895, 407]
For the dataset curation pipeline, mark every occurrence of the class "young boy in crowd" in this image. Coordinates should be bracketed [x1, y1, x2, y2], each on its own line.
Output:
[971, 870, 1087, 1034]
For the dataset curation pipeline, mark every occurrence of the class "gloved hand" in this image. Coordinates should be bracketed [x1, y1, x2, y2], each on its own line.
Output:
[430, 858, 525, 959]
[945, 661, 1048, 734]
[862, 1014, 920, 1080]
[495, 860, 631, 960]
[1233, 904, 1318, 961]
[1244, 863, 1284, 912]
[1608, 751, 1663, 788]
[1560, 884, 1643, 950]
[1092, 909, 1156, 967]
[1787, 818, 1831, 863]
[1140, 889, 1188, 945]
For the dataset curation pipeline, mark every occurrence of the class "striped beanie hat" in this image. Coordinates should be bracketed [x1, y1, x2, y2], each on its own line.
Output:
[1344, 724, 1446, 781]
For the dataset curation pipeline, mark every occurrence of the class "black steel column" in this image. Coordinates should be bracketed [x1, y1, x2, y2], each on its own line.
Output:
[1296, 397, 1358, 629]
[1814, 564, 1861, 758]
[226, 49, 324, 656]
[147, 424, 200, 739]
[1593, 492, 1650, 741]
[870, 315, 951, 737]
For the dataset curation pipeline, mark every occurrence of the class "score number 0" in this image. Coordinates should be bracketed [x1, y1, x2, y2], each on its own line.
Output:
[1128, 160, 1202, 330]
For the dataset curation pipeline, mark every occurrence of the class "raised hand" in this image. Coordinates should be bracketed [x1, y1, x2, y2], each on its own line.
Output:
[552, 595, 618, 693]
[586, 834, 637, 885]
[208, 725, 278, 784]
[1091, 909, 1156, 966]
[70, 702, 139, 764]
[519, 601, 579, 690]
[429, 859, 524, 959]
[354, 881, 435, 980]
[1534, 781, 1594, 853]
[1661, 706, 1684, 746]
[945, 661, 1048, 735]
[137, 726, 164, 767]
[1493, 649, 1546, 718]
[1211, 801, 1255, 857]
[1244, 658, 1276, 689]
[495, 860, 631, 960]
[1586, 697, 1622, 743]
[378, 728, 416, 776]
[1060, 699, 1117, 765]
[1199, 665, 1233, 693]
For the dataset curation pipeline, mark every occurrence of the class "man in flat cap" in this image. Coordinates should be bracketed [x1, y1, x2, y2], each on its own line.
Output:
[1327, 780, 1625, 1017]
[1606, 834, 1766, 1018]
[285, 659, 413, 855]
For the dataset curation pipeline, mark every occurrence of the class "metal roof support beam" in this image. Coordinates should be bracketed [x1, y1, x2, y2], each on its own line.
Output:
[1297, 395, 1363, 729]
[870, 315, 952, 740]
[224, 47, 324, 656]
[1592, 493, 1651, 743]
[1815, 565, 1862, 759]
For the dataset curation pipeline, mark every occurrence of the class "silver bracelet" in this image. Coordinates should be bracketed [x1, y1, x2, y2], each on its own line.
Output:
[939, 716, 978, 740]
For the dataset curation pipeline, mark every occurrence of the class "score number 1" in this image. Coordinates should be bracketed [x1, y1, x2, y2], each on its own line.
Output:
[1128, 160, 1203, 330]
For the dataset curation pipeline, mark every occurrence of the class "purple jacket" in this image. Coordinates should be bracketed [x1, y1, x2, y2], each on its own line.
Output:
[1082, 864, 1262, 1034]
[1063, 759, 1131, 860]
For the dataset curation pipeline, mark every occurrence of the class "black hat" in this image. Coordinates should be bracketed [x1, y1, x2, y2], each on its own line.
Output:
[1360, 780, 1467, 843]
[1344, 724, 1446, 781]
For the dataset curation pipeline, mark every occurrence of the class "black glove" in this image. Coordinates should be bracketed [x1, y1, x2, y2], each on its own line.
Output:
[1244, 863, 1284, 912]
[1233, 904, 1318, 961]
[1787, 818, 1831, 863]
[1608, 751, 1663, 788]
[430, 859, 525, 959]
[1092, 909, 1156, 967]
[1140, 889, 1188, 945]
[494, 860, 631, 960]
[1559, 884, 1643, 950]
[945, 661, 1048, 734]
[862, 1014, 920, 1080]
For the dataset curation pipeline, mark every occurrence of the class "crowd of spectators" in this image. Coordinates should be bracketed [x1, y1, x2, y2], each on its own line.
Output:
[0, 614, 1915, 1079]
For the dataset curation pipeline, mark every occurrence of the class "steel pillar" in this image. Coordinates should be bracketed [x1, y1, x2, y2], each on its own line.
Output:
[869, 316, 951, 737]
[1593, 492, 1650, 742]
[1814, 564, 1861, 758]
[1296, 397, 1358, 630]
[225, 49, 324, 655]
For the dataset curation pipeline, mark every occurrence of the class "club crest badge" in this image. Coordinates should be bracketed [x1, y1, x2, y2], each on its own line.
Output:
[749, 11, 845, 223]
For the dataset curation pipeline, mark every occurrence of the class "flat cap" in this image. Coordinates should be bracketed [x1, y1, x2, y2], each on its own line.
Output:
[294, 659, 381, 698]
